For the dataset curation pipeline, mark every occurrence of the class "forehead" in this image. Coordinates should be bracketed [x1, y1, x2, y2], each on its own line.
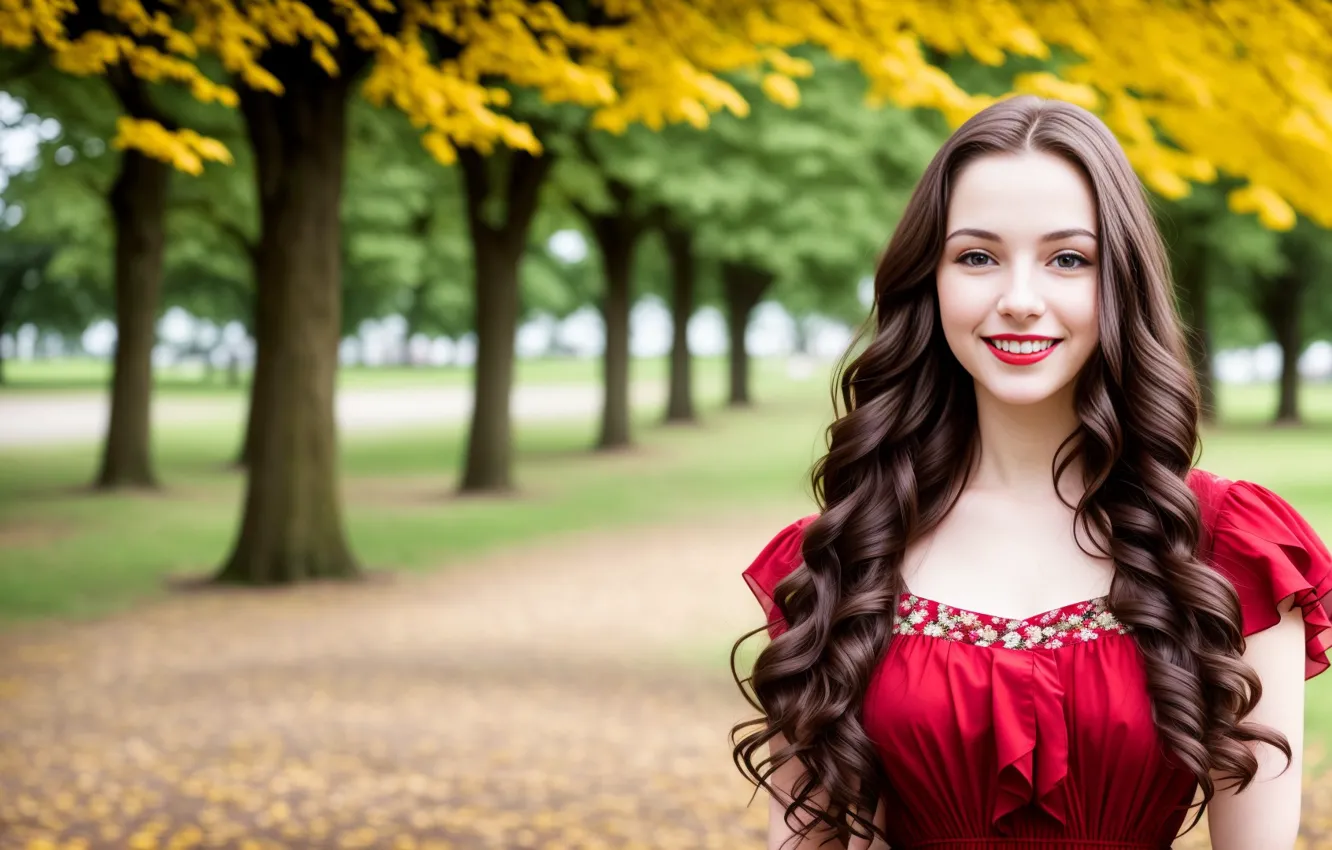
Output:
[945, 151, 1098, 236]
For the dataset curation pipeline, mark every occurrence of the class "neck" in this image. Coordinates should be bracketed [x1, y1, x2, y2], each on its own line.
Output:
[969, 384, 1084, 497]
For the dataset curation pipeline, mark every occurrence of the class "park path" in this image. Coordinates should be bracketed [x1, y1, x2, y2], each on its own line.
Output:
[0, 382, 668, 448]
[0, 510, 791, 849]
[4, 511, 1330, 848]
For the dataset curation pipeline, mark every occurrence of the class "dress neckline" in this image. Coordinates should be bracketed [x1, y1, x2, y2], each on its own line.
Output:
[894, 587, 1129, 650]
[899, 585, 1110, 628]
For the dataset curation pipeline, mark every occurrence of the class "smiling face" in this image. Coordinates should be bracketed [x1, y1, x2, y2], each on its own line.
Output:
[935, 150, 1101, 410]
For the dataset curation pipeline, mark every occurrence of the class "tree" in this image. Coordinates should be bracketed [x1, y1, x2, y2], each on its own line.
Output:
[660, 222, 700, 423]
[554, 127, 662, 449]
[670, 55, 942, 406]
[6, 1, 854, 576]
[1251, 221, 1332, 424]
[0, 84, 116, 385]
[576, 179, 652, 449]
[14, 0, 1332, 578]
[3, 33, 232, 490]
[0, 242, 56, 382]
[1155, 182, 1252, 422]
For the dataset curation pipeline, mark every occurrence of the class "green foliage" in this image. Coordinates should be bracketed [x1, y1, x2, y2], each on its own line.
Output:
[5, 41, 1330, 356]
[542, 50, 945, 323]
[342, 103, 473, 337]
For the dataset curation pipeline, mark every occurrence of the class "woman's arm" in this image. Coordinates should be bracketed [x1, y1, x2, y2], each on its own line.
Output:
[1206, 600, 1307, 850]
[763, 732, 889, 850]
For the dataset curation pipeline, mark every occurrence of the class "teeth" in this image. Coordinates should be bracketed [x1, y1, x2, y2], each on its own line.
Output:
[991, 339, 1055, 354]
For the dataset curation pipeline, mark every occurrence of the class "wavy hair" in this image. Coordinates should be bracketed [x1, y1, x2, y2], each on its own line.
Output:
[731, 96, 1289, 845]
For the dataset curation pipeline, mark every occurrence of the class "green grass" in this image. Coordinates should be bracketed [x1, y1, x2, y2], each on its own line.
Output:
[0, 354, 773, 395]
[1, 371, 1329, 624]
[3, 364, 1332, 745]
[0, 359, 835, 624]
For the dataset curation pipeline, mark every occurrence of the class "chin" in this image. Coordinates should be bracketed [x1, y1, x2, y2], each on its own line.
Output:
[977, 378, 1075, 408]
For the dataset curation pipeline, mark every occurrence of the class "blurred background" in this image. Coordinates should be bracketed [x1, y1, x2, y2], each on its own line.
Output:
[2, 3, 1331, 849]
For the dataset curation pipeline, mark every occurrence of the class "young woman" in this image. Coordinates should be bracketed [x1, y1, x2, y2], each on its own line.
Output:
[731, 96, 1332, 850]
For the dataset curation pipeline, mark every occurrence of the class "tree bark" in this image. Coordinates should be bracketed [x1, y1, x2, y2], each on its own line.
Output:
[400, 210, 434, 368]
[592, 226, 634, 450]
[235, 266, 263, 468]
[662, 225, 696, 424]
[583, 185, 644, 451]
[0, 274, 18, 387]
[95, 148, 169, 490]
[226, 354, 241, 389]
[214, 71, 358, 584]
[1260, 272, 1306, 425]
[458, 147, 553, 493]
[722, 262, 774, 407]
[1173, 245, 1216, 423]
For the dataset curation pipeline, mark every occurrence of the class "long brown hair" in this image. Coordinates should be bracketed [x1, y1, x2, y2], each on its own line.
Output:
[731, 96, 1289, 845]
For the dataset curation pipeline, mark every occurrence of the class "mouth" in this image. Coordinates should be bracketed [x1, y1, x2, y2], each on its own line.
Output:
[983, 335, 1062, 365]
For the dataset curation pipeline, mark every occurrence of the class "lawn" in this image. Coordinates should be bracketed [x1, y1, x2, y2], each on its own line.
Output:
[0, 353, 764, 394]
[0, 356, 835, 624]
[1, 366, 1328, 622]
[2, 362, 1331, 743]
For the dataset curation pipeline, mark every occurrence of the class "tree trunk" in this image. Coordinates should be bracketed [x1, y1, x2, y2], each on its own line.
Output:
[214, 72, 358, 584]
[0, 277, 16, 387]
[594, 232, 634, 450]
[458, 147, 553, 493]
[722, 262, 774, 407]
[235, 269, 263, 468]
[1258, 271, 1306, 426]
[663, 225, 696, 424]
[1173, 245, 1216, 423]
[398, 209, 435, 368]
[95, 148, 169, 490]
[584, 188, 643, 451]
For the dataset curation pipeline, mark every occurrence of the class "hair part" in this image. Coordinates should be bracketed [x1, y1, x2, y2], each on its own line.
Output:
[731, 95, 1288, 845]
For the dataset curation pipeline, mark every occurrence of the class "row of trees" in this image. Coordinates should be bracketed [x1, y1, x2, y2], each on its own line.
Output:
[2, 1, 1332, 586]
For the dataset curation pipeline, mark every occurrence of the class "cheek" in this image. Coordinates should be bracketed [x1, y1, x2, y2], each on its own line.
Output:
[1059, 279, 1101, 362]
[935, 270, 986, 333]
[1070, 281, 1100, 339]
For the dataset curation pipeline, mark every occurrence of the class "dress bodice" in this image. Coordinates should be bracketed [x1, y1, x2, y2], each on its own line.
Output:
[741, 469, 1332, 849]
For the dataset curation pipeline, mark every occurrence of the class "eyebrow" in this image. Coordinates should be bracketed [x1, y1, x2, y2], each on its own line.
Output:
[945, 227, 1097, 243]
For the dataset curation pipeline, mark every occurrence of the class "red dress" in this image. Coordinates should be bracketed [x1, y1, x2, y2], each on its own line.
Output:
[742, 470, 1332, 849]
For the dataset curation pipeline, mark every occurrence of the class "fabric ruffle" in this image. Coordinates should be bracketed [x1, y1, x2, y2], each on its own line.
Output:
[740, 514, 817, 638]
[1205, 477, 1332, 679]
[990, 650, 1068, 832]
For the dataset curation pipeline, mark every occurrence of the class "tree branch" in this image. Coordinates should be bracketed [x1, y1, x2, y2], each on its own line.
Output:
[456, 145, 493, 237]
[0, 49, 48, 86]
[504, 148, 554, 244]
[170, 195, 257, 260]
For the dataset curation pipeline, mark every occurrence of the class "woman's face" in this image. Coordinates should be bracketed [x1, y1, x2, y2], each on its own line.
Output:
[935, 150, 1100, 410]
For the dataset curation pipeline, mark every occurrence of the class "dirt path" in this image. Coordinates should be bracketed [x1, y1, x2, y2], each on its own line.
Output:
[3, 512, 1325, 849]
[0, 383, 668, 448]
[0, 511, 790, 849]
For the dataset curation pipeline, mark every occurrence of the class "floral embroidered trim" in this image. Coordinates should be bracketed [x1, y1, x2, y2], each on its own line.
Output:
[893, 594, 1131, 649]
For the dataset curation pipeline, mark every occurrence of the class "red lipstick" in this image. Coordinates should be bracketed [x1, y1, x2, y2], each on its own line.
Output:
[984, 334, 1061, 366]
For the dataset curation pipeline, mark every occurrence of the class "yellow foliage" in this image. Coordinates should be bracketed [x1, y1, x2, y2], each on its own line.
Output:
[1228, 185, 1298, 232]
[113, 117, 233, 176]
[762, 73, 801, 109]
[1012, 73, 1098, 112]
[9, 0, 1332, 232]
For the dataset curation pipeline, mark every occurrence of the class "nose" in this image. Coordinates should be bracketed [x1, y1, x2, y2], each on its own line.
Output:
[996, 265, 1045, 320]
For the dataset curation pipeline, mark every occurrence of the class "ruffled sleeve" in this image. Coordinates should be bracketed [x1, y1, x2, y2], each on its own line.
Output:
[1205, 478, 1332, 679]
[741, 515, 817, 638]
